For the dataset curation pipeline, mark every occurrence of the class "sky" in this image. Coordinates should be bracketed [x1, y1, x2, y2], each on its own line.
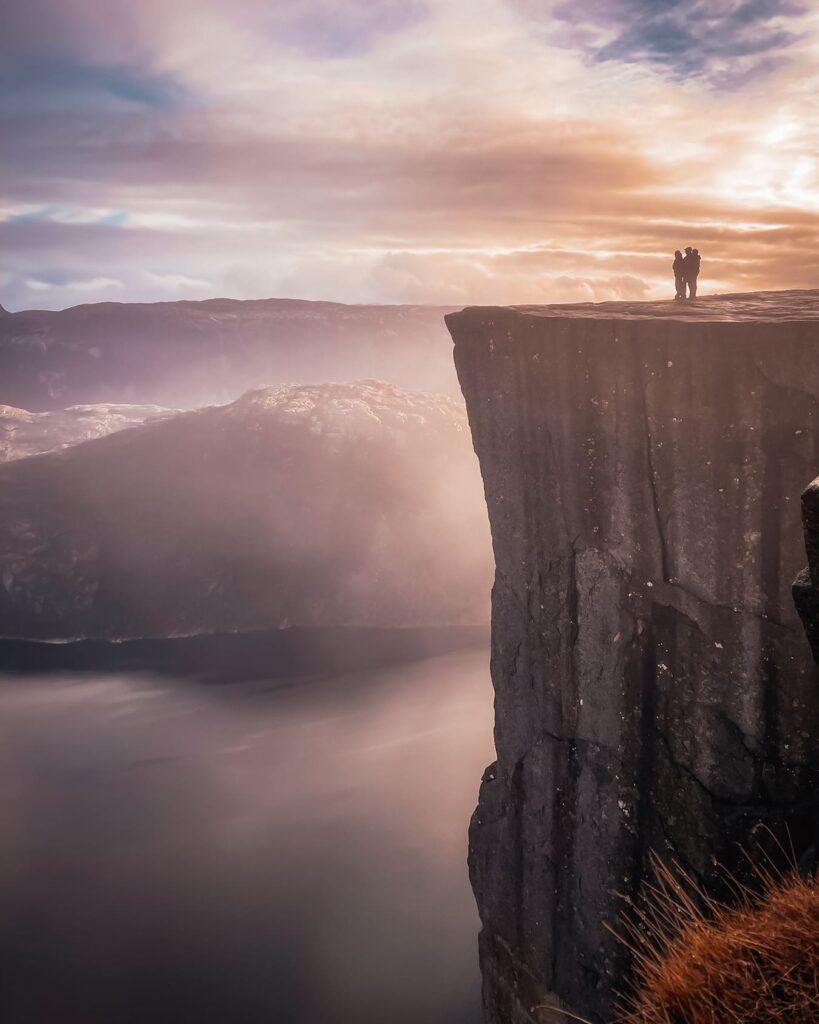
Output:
[1, 0, 818, 310]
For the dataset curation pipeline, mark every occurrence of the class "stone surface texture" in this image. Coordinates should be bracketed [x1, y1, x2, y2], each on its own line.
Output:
[793, 477, 819, 662]
[0, 403, 170, 463]
[447, 290, 819, 1024]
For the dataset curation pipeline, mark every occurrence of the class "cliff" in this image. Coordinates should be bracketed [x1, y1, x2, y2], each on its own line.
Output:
[446, 290, 819, 1023]
[794, 478, 819, 662]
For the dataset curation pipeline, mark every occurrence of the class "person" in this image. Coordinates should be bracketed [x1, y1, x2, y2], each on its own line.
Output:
[689, 248, 701, 297]
[672, 250, 685, 299]
[682, 246, 701, 299]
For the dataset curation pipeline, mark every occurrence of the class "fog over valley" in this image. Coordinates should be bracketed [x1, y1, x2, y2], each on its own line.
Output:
[0, 379, 491, 639]
[0, 292, 495, 1021]
[0, 298, 459, 410]
[0, 648, 493, 1024]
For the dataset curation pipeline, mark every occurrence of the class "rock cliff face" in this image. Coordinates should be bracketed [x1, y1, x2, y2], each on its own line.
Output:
[794, 478, 819, 662]
[446, 290, 819, 1024]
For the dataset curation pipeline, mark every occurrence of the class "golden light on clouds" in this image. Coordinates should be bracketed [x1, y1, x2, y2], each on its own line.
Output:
[1, 0, 817, 309]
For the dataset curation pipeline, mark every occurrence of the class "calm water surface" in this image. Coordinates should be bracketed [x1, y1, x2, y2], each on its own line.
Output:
[0, 646, 492, 1024]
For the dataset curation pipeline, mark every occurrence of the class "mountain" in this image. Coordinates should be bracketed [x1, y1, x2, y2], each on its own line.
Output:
[0, 403, 170, 462]
[0, 380, 491, 640]
[0, 297, 457, 411]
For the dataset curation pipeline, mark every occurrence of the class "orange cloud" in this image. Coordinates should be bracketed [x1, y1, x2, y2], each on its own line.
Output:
[1, 0, 817, 308]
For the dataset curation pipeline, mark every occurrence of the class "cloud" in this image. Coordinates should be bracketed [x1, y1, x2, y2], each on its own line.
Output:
[0, 2, 191, 113]
[266, 1, 429, 58]
[0, 59, 186, 112]
[25, 275, 124, 294]
[0, 0, 817, 309]
[542, 0, 809, 87]
[144, 272, 212, 291]
[3, 204, 127, 226]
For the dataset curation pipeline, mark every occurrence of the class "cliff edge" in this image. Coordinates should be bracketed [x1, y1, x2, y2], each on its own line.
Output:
[446, 290, 819, 1023]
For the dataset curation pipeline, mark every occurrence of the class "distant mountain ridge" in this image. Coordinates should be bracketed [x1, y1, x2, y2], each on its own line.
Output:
[0, 296, 457, 411]
[0, 380, 491, 640]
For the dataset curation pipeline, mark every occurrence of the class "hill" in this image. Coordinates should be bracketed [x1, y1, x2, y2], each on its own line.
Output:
[0, 380, 491, 639]
[0, 297, 456, 410]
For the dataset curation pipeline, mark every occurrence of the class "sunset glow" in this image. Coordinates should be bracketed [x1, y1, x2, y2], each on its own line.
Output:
[2, 0, 818, 309]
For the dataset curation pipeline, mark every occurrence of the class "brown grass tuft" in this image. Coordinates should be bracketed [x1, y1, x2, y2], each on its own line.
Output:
[615, 854, 818, 1024]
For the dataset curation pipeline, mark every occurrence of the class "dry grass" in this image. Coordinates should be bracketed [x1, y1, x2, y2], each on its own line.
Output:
[615, 852, 818, 1024]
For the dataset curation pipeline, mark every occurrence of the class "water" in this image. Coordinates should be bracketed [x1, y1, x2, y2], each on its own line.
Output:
[0, 645, 493, 1024]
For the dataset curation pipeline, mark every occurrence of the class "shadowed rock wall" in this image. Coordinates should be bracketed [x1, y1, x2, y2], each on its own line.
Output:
[446, 291, 819, 1024]
[794, 478, 819, 662]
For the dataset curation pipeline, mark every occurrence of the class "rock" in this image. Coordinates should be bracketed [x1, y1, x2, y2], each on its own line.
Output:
[0, 403, 170, 463]
[446, 290, 819, 1023]
[0, 381, 492, 640]
[793, 478, 819, 662]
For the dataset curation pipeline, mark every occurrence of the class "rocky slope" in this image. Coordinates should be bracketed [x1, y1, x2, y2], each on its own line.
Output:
[446, 290, 819, 1023]
[0, 381, 491, 639]
[0, 297, 456, 410]
[0, 403, 170, 462]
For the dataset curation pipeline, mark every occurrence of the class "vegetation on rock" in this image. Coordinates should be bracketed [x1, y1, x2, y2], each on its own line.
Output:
[616, 854, 818, 1024]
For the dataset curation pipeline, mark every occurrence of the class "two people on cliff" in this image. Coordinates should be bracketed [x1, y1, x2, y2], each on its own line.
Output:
[673, 247, 701, 299]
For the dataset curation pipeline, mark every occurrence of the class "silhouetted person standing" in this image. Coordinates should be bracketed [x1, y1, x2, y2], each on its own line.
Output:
[682, 246, 701, 298]
[673, 250, 685, 299]
[690, 248, 701, 297]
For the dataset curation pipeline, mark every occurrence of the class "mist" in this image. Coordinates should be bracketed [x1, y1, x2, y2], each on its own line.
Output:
[0, 646, 492, 1024]
[0, 381, 492, 639]
[0, 300, 460, 411]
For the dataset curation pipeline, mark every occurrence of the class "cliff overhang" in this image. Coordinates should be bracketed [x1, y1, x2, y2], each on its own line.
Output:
[447, 290, 819, 1023]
